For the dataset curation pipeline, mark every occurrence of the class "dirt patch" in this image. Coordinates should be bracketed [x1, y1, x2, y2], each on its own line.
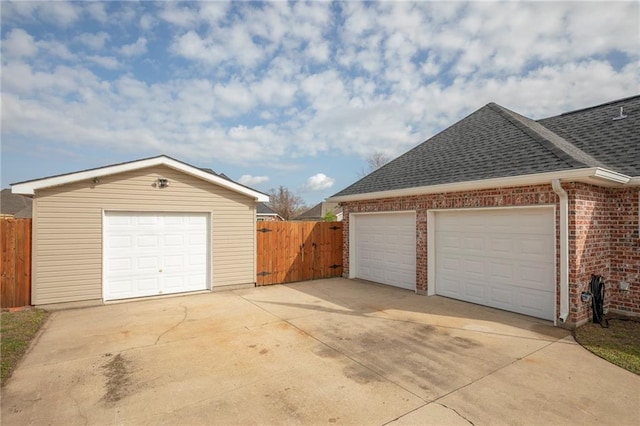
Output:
[101, 353, 131, 404]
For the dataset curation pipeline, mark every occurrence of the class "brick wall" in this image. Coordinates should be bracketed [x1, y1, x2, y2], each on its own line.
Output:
[566, 183, 611, 325]
[341, 183, 640, 327]
[567, 184, 640, 324]
[342, 183, 560, 303]
[608, 188, 640, 317]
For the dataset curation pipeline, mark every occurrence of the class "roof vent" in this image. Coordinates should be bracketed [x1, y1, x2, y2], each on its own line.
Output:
[612, 107, 627, 121]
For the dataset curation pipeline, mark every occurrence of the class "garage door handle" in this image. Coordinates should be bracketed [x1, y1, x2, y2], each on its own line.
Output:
[300, 243, 304, 261]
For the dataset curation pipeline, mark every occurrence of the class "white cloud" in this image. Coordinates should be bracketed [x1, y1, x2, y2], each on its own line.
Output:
[86, 2, 108, 23]
[119, 37, 147, 57]
[213, 80, 256, 116]
[75, 32, 110, 50]
[87, 55, 120, 70]
[139, 14, 157, 31]
[303, 174, 335, 191]
[1, 0, 637, 183]
[159, 4, 198, 28]
[38, 39, 76, 60]
[3, 29, 38, 58]
[238, 175, 269, 186]
[40, 1, 81, 27]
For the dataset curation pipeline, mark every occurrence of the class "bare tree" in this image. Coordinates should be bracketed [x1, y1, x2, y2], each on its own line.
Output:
[268, 186, 307, 220]
[358, 152, 389, 178]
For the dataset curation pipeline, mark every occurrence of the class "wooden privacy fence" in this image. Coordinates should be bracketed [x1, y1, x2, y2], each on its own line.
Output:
[257, 221, 343, 286]
[1, 218, 32, 308]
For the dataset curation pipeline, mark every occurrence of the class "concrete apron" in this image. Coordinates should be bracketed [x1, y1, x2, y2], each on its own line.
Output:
[2, 278, 638, 425]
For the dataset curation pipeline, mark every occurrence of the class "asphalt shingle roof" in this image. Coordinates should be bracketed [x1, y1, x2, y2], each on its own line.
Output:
[257, 202, 278, 215]
[539, 95, 640, 177]
[1, 189, 33, 218]
[332, 95, 639, 198]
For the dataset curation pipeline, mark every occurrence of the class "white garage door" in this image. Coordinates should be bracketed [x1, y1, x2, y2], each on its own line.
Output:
[353, 212, 416, 290]
[104, 212, 209, 301]
[435, 208, 555, 320]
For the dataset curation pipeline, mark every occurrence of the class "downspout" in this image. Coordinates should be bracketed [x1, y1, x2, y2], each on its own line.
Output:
[552, 179, 569, 324]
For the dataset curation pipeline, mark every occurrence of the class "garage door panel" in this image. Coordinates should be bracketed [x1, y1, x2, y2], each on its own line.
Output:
[104, 212, 209, 301]
[436, 208, 554, 320]
[519, 263, 554, 290]
[354, 213, 416, 290]
[138, 277, 160, 292]
[137, 256, 159, 270]
[491, 262, 514, 280]
[491, 287, 512, 305]
[463, 282, 486, 300]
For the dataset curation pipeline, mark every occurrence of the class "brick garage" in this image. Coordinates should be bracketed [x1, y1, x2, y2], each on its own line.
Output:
[568, 184, 639, 324]
[339, 183, 638, 327]
[329, 96, 639, 328]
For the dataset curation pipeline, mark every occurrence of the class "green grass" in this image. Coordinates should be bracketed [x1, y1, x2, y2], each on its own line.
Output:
[574, 316, 640, 375]
[1, 308, 49, 386]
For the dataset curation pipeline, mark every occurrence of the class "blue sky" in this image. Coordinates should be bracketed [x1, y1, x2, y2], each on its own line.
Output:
[1, 1, 638, 206]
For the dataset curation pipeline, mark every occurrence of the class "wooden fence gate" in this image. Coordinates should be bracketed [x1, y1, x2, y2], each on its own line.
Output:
[256, 221, 343, 286]
[1, 218, 32, 308]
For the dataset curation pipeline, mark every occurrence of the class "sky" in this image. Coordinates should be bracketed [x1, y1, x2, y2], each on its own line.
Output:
[1, 1, 638, 207]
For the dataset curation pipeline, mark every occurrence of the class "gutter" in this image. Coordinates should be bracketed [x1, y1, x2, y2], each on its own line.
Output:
[551, 179, 569, 324]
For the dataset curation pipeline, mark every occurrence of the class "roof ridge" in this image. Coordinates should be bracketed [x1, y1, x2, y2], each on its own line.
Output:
[551, 94, 640, 118]
[487, 103, 606, 169]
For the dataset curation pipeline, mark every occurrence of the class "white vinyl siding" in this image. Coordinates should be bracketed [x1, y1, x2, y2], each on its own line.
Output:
[32, 165, 256, 305]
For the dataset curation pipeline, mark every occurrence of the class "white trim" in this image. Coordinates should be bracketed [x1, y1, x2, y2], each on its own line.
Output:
[12, 155, 269, 202]
[427, 210, 436, 296]
[348, 213, 356, 279]
[101, 209, 106, 302]
[328, 168, 631, 203]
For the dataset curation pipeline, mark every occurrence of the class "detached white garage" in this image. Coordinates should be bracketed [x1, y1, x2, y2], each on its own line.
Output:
[431, 207, 555, 320]
[104, 212, 210, 301]
[350, 212, 416, 290]
[11, 156, 269, 306]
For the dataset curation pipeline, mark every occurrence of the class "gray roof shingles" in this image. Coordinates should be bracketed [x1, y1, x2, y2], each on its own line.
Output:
[332, 95, 639, 198]
[539, 95, 640, 177]
[1, 188, 33, 218]
[257, 202, 278, 215]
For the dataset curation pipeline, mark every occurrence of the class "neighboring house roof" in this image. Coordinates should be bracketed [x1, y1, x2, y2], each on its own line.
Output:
[1, 188, 33, 218]
[11, 155, 270, 202]
[330, 96, 639, 201]
[297, 202, 323, 220]
[296, 201, 342, 220]
[257, 202, 283, 220]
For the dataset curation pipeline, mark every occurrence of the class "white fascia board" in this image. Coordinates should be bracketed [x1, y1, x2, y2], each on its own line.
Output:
[12, 156, 269, 202]
[327, 168, 631, 203]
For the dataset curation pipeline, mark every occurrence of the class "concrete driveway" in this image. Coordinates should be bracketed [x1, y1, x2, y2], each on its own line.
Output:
[2, 278, 638, 425]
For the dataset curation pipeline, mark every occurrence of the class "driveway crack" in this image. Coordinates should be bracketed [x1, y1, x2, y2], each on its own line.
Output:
[436, 403, 474, 425]
[155, 305, 188, 345]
